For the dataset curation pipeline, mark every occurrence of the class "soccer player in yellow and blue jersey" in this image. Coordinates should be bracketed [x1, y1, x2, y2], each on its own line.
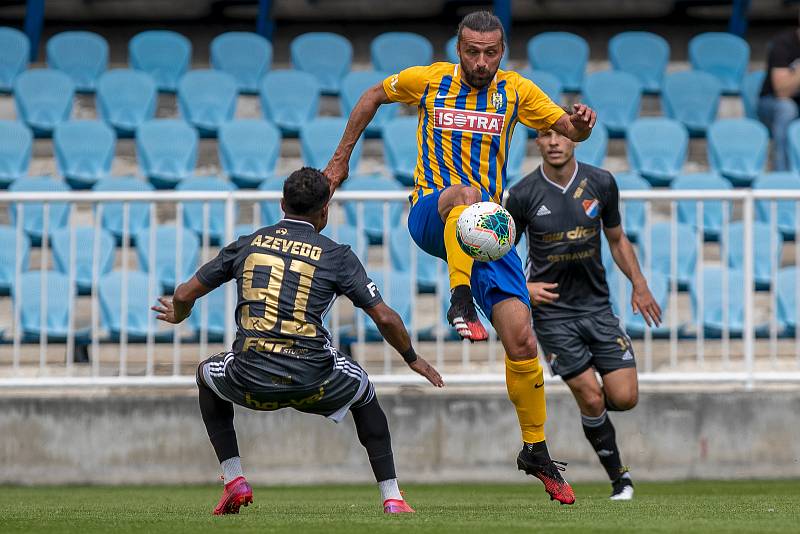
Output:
[325, 11, 596, 504]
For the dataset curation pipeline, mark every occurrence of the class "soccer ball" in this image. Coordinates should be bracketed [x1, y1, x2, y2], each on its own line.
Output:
[455, 202, 516, 262]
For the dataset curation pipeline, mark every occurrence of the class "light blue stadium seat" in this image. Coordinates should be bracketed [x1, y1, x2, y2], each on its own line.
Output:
[134, 225, 200, 293]
[258, 177, 285, 226]
[707, 118, 768, 187]
[389, 225, 437, 293]
[53, 120, 116, 189]
[50, 226, 115, 295]
[672, 172, 732, 241]
[321, 223, 368, 262]
[689, 32, 749, 95]
[211, 32, 272, 94]
[218, 119, 280, 189]
[787, 120, 800, 172]
[98, 270, 171, 342]
[290, 32, 352, 95]
[575, 121, 608, 166]
[177, 69, 237, 137]
[515, 232, 528, 271]
[742, 71, 766, 121]
[446, 35, 508, 69]
[727, 221, 782, 290]
[0, 120, 32, 188]
[188, 284, 227, 342]
[505, 130, 528, 187]
[13, 271, 75, 341]
[639, 222, 697, 290]
[340, 70, 398, 137]
[46, 31, 108, 93]
[13, 69, 74, 137]
[582, 70, 641, 137]
[260, 69, 320, 137]
[519, 67, 562, 104]
[129, 30, 191, 92]
[626, 118, 688, 186]
[96, 69, 157, 137]
[0, 225, 30, 295]
[607, 269, 672, 338]
[777, 267, 800, 336]
[690, 267, 769, 338]
[301, 117, 363, 170]
[614, 171, 650, 242]
[363, 270, 413, 341]
[0, 27, 29, 93]
[371, 32, 433, 74]
[662, 71, 721, 137]
[527, 32, 589, 92]
[92, 177, 154, 244]
[176, 176, 237, 246]
[609, 31, 669, 94]
[341, 174, 404, 244]
[136, 119, 198, 189]
[383, 117, 418, 187]
[753, 172, 800, 240]
[8, 177, 70, 246]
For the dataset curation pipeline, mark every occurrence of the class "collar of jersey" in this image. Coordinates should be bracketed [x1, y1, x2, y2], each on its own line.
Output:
[279, 218, 316, 229]
[539, 162, 579, 194]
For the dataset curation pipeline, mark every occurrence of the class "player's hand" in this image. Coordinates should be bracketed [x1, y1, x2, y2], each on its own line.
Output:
[151, 297, 182, 324]
[323, 157, 349, 195]
[527, 282, 560, 307]
[570, 103, 597, 133]
[408, 356, 445, 388]
[631, 282, 662, 327]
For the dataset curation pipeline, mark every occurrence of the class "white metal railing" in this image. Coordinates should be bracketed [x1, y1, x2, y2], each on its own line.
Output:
[1, 188, 800, 387]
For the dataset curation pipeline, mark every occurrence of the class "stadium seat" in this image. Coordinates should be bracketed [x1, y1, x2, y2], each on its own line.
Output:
[753, 172, 800, 240]
[340, 71, 398, 137]
[362, 270, 413, 341]
[129, 30, 191, 92]
[136, 119, 198, 189]
[210, 32, 272, 94]
[177, 69, 237, 136]
[188, 284, 228, 342]
[383, 117, 418, 187]
[505, 130, 528, 186]
[639, 222, 697, 290]
[218, 120, 280, 189]
[707, 118, 768, 187]
[176, 176, 237, 245]
[98, 270, 171, 342]
[614, 171, 650, 242]
[290, 32, 352, 95]
[0, 225, 30, 295]
[50, 226, 115, 295]
[787, 120, 800, 172]
[341, 174, 404, 244]
[8, 177, 71, 246]
[582, 71, 641, 137]
[527, 32, 589, 92]
[300, 117, 363, 170]
[92, 176, 154, 244]
[0, 120, 32, 188]
[607, 269, 672, 338]
[13, 69, 74, 136]
[726, 221, 782, 290]
[608, 31, 669, 94]
[0, 27, 29, 93]
[259, 70, 320, 137]
[46, 31, 108, 93]
[626, 118, 688, 186]
[519, 67, 562, 104]
[661, 71, 721, 137]
[741, 71, 766, 121]
[371, 32, 433, 74]
[446, 35, 508, 69]
[389, 225, 437, 293]
[689, 32, 749, 95]
[574, 121, 608, 166]
[690, 267, 768, 338]
[53, 120, 116, 189]
[258, 177, 285, 226]
[134, 225, 200, 293]
[96, 69, 157, 137]
[321, 223, 368, 262]
[777, 267, 800, 335]
[12, 270, 75, 341]
[672, 172, 732, 241]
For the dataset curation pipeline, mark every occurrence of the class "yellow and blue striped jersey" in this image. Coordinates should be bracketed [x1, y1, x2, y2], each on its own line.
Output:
[382, 62, 565, 205]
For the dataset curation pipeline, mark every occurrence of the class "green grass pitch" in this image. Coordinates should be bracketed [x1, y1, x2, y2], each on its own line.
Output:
[1, 481, 799, 533]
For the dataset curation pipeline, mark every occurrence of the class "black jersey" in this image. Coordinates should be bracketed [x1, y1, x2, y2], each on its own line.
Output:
[195, 218, 382, 386]
[504, 163, 621, 321]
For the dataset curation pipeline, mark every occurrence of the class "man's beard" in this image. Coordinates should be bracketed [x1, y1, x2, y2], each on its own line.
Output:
[462, 65, 496, 88]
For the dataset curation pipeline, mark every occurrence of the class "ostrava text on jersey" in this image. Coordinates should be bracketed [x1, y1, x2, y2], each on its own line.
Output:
[504, 162, 622, 321]
[195, 219, 382, 390]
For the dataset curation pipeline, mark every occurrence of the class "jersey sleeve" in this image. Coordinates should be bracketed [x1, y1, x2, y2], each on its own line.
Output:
[503, 187, 528, 245]
[336, 247, 384, 309]
[195, 238, 241, 289]
[515, 75, 567, 131]
[602, 175, 622, 229]
[383, 66, 430, 106]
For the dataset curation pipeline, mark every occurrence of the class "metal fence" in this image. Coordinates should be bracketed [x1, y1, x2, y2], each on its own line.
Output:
[1, 188, 800, 388]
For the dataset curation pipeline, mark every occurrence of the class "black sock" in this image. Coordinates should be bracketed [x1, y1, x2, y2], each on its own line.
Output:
[582, 411, 625, 481]
[350, 389, 396, 482]
[197, 375, 239, 463]
[523, 440, 551, 462]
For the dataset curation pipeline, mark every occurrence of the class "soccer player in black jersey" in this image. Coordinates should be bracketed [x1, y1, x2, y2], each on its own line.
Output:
[152, 168, 443, 515]
[504, 127, 661, 500]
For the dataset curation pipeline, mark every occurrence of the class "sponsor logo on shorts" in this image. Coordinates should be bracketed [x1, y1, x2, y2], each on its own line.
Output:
[244, 387, 325, 411]
[433, 107, 505, 136]
[583, 199, 600, 218]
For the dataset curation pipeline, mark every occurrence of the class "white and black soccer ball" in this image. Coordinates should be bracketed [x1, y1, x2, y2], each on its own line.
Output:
[455, 201, 516, 262]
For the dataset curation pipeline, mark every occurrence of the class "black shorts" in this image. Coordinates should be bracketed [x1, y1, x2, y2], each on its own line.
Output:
[533, 309, 636, 380]
[197, 350, 373, 423]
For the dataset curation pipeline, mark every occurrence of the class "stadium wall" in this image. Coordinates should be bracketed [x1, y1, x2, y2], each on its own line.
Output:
[1, 387, 799, 485]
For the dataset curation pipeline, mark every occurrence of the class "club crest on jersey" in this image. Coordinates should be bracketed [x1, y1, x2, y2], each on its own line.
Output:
[491, 91, 504, 111]
[583, 199, 599, 218]
[434, 108, 505, 136]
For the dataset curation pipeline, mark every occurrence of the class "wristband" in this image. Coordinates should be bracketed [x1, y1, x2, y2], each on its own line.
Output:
[400, 346, 419, 364]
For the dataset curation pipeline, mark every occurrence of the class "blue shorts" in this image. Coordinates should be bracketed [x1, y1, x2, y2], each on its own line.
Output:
[407, 188, 531, 322]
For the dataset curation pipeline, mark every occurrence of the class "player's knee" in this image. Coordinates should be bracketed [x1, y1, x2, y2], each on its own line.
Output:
[580, 390, 606, 415]
[439, 185, 482, 220]
[506, 334, 538, 361]
[608, 388, 638, 411]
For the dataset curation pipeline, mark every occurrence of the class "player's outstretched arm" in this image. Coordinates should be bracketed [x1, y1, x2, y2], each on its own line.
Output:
[364, 302, 445, 387]
[151, 275, 213, 325]
[552, 103, 597, 142]
[324, 83, 391, 192]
